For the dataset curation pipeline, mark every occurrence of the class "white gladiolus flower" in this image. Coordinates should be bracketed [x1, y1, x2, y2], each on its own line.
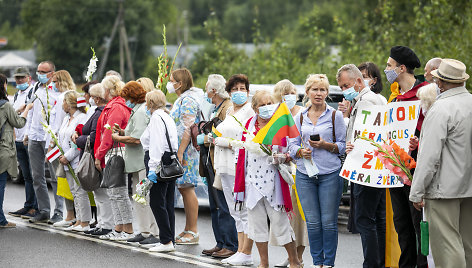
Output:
[85, 48, 98, 82]
[229, 140, 244, 149]
[104, 124, 111, 130]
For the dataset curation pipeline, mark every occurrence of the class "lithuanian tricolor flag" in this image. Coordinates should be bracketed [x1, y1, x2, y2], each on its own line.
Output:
[252, 102, 299, 145]
[211, 125, 222, 138]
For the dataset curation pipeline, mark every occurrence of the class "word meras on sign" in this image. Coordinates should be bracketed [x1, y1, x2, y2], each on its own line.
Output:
[353, 104, 418, 142]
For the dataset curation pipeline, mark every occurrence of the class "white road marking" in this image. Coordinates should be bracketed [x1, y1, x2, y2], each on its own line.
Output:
[6, 216, 228, 268]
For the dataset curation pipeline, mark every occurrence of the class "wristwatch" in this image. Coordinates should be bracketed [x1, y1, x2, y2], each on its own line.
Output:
[330, 144, 336, 153]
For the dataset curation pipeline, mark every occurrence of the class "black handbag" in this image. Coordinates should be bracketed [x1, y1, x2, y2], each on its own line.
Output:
[101, 143, 126, 188]
[157, 116, 184, 182]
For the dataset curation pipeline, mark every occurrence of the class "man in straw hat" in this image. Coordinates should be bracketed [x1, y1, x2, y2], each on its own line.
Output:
[410, 58, 472, 268]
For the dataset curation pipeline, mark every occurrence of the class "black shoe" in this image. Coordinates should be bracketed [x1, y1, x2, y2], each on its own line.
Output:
[29, 212, 50, 223]
[90, 228, 112, 236]
[21, 209, 38, 219]
[8, 207, 29, 217]
[48, 213, 63, 224]
[84, 227, 98, 235]
[127, 233, 147, 243]
[139, 235, 160, 248]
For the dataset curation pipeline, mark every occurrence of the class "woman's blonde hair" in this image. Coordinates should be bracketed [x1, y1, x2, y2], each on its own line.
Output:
[89, 83, 106, 99]
[54, 70, 76, 92]
[251, 90, 274, 112]
[102, 75, 125, 97]
[304, 74, 330, 93]
[273, 79, 296, 102]
[63, 90, 86, 113]
[146, 90, 168, 113]
[137, 77, 155, 92]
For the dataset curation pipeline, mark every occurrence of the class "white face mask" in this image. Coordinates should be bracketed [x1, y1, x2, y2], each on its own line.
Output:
[283, 94, 297, 109]
[364, 79, 371, 88]
[166, 81, 177, 94]
[89, 98, 96, 107]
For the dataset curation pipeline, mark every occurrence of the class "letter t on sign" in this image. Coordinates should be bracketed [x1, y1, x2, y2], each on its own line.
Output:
[361, 110, 371, 124]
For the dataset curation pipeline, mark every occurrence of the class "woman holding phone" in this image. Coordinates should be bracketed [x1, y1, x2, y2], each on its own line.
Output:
[288, 74, 347, 268]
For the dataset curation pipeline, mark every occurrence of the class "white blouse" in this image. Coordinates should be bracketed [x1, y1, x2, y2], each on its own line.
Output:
[58, 110, 87, 170]
[213, 102, 255, 176]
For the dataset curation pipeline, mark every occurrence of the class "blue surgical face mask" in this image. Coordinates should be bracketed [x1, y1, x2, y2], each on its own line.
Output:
[126, 100, 135, 109]
[16, 82, 29, 91]
[145, 105, 152, 116]
[49, 81, 59, 92]
[384, 67, 399, 84]
[36, 72, 49, 84]
[283, 94, 297, 109]
[258, 103, 278, 119]
[204, 92, 212, 104]
[343, 86, 359, 101]
[231, 91, 247, 105]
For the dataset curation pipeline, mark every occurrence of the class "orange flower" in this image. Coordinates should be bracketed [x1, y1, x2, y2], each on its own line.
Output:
[390, 141, 416, 169]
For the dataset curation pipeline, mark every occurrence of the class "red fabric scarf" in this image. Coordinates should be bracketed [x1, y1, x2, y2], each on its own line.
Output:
[234, 116, 293, 212]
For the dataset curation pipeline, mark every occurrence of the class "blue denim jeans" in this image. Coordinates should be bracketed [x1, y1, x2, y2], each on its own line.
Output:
[15, 142, 37, 210]
[0, 171, 8, 225]
[296, 169, 343, 267]
[208, 184, 238, 251]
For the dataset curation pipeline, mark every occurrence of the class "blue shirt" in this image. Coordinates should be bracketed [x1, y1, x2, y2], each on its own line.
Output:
[288, 104, 346, 175]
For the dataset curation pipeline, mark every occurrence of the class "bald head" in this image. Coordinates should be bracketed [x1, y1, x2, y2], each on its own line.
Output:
[424, 57, 442, 83]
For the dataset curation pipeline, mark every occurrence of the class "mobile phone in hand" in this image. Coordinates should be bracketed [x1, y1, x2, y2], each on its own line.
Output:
[310, 134, 320, 141]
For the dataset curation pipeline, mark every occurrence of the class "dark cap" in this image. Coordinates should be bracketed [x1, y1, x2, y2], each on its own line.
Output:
[390, 46, 421, 69]
[13, 67, 30, 77]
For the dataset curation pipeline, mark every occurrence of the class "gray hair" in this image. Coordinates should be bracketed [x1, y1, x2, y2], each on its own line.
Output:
[336, 64, 363, 81]
[426, 58, 442, 70]
[207, 74, 229, 99]
[105, 70, 123, 81]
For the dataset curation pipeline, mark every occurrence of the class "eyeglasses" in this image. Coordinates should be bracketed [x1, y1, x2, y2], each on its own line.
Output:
[36, 71, 51, 75]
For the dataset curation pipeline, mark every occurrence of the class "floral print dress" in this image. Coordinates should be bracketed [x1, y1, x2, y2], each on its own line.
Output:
[170, 89, 205, 186]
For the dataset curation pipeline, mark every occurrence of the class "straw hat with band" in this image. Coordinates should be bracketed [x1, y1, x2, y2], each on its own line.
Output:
[431, 59, 469, 83]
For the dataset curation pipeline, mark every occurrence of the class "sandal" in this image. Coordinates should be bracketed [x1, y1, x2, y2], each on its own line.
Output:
[175, 230, 199, 245]
[175, 230, 189, 241]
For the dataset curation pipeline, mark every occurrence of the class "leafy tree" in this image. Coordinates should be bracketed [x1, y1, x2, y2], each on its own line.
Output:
[20, 0, 174, 82]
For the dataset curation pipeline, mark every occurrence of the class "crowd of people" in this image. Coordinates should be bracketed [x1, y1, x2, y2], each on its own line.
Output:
[0, 45, 471, 268]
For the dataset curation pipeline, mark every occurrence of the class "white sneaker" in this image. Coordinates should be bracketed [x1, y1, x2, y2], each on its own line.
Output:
[227, 252, 253, 266]
[99, 230, 121, 240]
[71, 225, 90, 232]
[275, 258, 289, 267]
[222, 252, 240, 264]
[53, 219, 75, 227]
[311, 265, 322, 268]
[64, 225, 77, 231]
[149, 242, 175, 252]
[113, 232, 134, 241]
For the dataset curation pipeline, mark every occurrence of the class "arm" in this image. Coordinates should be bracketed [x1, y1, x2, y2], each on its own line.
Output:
[409, 107, 448, 203]
[333, 110, 347, 155]
[148, 118, 165, 172]
[6, 102, 27, 129]
[288, 112, 302, 159]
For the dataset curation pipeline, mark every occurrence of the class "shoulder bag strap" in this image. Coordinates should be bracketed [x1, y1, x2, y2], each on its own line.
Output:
[158, 115, 174, 153]
[331, 110, 336, 142]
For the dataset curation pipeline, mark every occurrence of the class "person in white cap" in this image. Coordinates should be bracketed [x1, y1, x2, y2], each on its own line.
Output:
[409, 58, 472, 268]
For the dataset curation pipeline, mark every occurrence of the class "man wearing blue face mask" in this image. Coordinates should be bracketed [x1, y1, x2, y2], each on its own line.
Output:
[336, 64, 386, 268]
[8, 67, 39, 219]
[384, 46, 428, 268]
[23, 61, 65, 225]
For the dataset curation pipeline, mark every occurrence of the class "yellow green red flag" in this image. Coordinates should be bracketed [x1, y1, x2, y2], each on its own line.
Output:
[252, 102, 299, 145]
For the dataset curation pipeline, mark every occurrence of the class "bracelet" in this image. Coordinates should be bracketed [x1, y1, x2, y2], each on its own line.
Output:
[330, 144, 337, 153]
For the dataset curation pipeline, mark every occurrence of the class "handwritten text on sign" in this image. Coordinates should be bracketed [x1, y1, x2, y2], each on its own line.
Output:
[340, 101, 420, 188]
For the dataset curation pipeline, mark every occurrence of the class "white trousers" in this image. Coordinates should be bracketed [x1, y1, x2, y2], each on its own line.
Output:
[131, 169, 159, 235]
[93, 187, 114, 230]
[220, 173, 248, 233]
[65, 171, 92, 222]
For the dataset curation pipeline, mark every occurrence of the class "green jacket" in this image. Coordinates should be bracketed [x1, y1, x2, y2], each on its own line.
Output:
[0, 100, 27, 176]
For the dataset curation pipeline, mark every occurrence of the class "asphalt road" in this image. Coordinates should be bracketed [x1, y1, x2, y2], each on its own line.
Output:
[0, 181, 364, 267]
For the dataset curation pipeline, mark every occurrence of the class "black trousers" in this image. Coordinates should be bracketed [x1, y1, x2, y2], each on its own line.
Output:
[390, 186, 427, 268]
[354, 185, 386, 268]
[149, 180, 175, 245]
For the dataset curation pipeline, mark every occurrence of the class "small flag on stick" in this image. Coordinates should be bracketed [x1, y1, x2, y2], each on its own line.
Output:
[211, 125, 222, 138]
[46, 146, 61, 162]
